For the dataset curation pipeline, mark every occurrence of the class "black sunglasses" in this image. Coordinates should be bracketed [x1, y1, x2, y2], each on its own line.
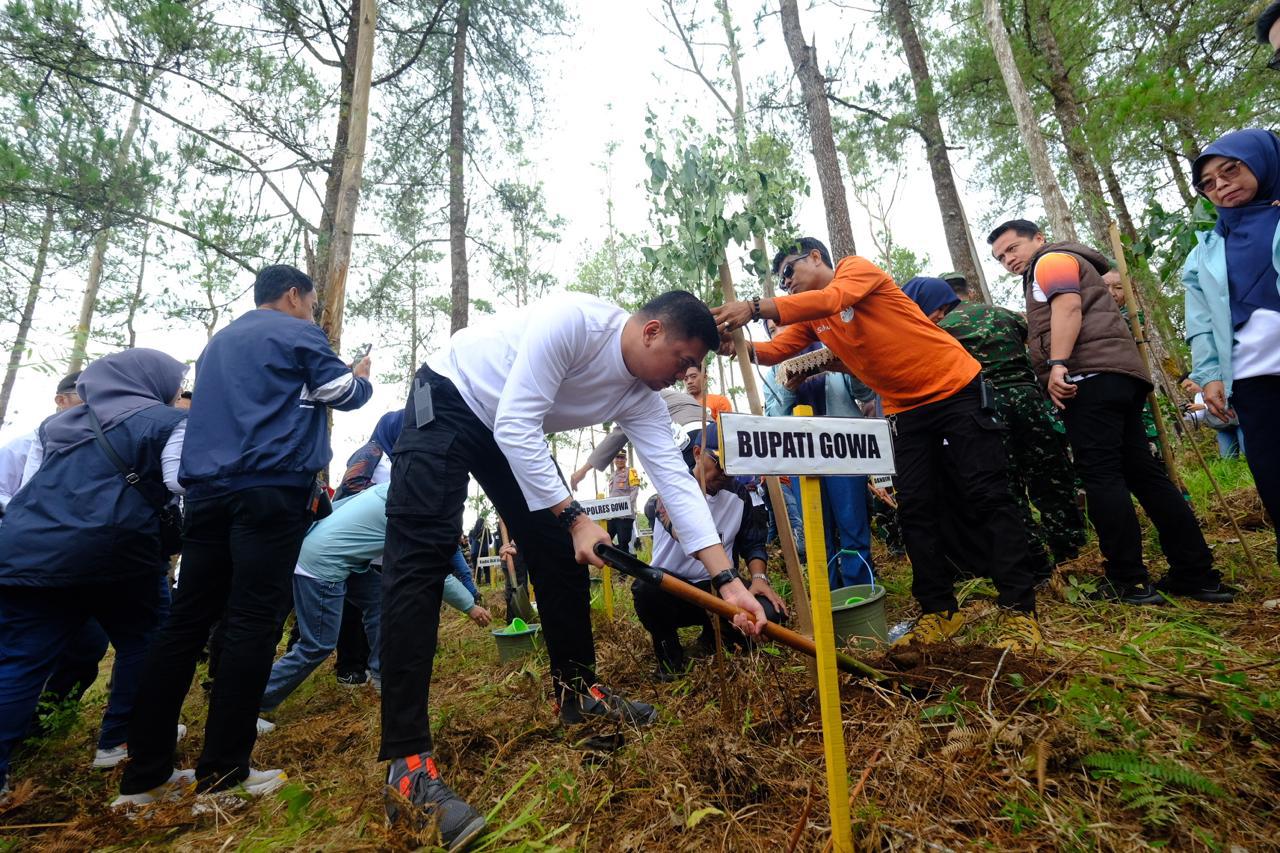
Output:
[778, 257, 803, 291]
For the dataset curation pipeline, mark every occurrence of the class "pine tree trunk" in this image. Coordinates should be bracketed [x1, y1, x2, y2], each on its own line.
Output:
[125, 223, 151, 349]
[1164, 148, 1196, 211]
[0, 201, 55, 425]
[779, 0, 855, 259]
[1100, 158, 1138, 244]
[886, 0, 990, 302]
[320, 0, 377, 353]
[314, 3, 361, 290]
[982, 0, 1077, 243]
[1034, 4, 1110, 247]
[448, 1, 470, 334]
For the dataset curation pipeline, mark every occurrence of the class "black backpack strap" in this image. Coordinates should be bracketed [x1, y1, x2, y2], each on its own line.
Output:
[87, 408, 165, 511]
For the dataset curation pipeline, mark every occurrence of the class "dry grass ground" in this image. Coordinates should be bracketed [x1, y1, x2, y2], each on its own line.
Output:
[2, 455, 1278, 851]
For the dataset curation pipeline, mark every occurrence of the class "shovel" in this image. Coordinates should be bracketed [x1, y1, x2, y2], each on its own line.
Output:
[594, 544, 895, 684]
[500, 519, 536, 624]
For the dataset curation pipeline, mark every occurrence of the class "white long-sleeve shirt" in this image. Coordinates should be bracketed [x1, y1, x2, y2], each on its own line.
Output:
[430, 294, 720, 555]
[0, 430, 36, 513]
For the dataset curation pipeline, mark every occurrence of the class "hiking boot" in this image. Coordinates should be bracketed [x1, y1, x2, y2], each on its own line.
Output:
[557, 683, 658, 727]
[1154, 577, 1237, 604]
[1087, 581, 1164, 606]
[891, 610, 967, 647]
[385, 753, 486, 852]
[336, 669, 368, 687]
[191, 768, 288, 815]
[111, 768, 197, 808]
[94, 725, 187, 769]
[992, 610, 1043, 653]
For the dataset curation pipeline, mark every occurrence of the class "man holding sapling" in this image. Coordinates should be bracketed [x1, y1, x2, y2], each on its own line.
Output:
[714, 237, 1043, 653]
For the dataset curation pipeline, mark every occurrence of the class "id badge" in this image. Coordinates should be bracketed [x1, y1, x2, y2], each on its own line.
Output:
[414, 377, 435, 427]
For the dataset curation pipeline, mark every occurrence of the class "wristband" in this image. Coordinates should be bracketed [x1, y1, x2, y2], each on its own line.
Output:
[558, 500, 587, 531]
[710, 570, 738, 592]
[751, 296, 762, 322]
[1045, 359, 1070, 368]
[750, 573, 770, 583]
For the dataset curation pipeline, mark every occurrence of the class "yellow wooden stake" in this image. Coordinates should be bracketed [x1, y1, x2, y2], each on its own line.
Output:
[793, 404, 853, 853]
[599, 519, 615, 618]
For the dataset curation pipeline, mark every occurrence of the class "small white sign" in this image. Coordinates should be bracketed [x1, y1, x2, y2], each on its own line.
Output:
[581, 495, 635, 521]
[871, 475, 894, 490]
[719, 413, 896, 477]
[476, 556, 503, 570]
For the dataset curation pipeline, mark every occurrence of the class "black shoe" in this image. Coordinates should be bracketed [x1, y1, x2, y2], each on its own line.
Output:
[557, 683, 658, 726]
[1154, 577, 1237, 604]
[385, 754, 486, 852]
[1087, 581, 1165, 606]
[336, 669, 368, 687]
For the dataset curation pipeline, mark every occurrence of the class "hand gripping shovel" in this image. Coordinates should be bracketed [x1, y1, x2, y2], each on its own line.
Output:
[594, 544, 898, 686]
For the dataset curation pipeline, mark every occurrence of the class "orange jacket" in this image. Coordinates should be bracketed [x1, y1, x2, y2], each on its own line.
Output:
[753, 256, 980, 414]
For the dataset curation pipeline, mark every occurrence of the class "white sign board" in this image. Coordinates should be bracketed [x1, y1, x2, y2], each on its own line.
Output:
[581, 495, 635, 521]
[719, 413, 896, 477]
[476, 556, 503, 571]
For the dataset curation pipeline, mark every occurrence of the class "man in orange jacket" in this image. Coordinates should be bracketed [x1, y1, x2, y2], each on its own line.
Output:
[714, 237, 1042, 651]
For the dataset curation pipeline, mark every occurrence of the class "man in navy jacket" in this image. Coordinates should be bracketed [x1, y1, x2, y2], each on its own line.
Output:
[117, 265, 373, 806]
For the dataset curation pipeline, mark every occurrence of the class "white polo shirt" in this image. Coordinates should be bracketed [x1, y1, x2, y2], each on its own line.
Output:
[430, 293, 720, 555]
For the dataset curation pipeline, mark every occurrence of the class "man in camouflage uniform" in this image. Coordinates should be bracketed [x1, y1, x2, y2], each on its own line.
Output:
[938, 273, 1086, 566]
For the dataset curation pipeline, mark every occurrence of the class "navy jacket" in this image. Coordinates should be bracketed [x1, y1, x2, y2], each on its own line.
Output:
[179, 309, 373, 500]
[0, 404, 186, 586]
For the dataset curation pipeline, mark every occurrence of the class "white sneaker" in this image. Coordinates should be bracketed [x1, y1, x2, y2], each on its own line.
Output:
[110, 768, 197, 808]
[94, 725, 189, 769]
[93, 744, 129, 769]
[256, 717, 276, 735]
[191, 768, 288, 815]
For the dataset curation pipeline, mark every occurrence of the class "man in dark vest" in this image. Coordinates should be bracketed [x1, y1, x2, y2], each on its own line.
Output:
[988, 220, 1233, 605]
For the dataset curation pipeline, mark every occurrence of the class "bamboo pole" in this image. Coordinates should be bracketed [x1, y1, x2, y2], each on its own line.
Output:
[717, 261, 814, 637]
[1108, 223, 1259, 578]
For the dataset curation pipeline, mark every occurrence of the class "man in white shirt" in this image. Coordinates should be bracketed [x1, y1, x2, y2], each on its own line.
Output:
[0, 372, 81, 516]
[379, 290, 766, 848]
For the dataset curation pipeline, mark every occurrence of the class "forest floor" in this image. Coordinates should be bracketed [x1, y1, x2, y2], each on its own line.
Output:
[2, 452, 1279, 851]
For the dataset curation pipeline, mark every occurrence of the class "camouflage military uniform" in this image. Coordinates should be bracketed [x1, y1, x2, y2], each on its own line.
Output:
[1119, 306, 1160, 447]
[940, 301, 1087, 564]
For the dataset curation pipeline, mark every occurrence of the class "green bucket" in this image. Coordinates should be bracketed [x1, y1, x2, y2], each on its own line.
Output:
[830, 583, 887, 650]
[492, 620, 542, 663]
[589, 576, 604, 610]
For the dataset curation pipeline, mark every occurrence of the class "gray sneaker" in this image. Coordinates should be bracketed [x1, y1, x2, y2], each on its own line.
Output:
[385, 754, 486, 852]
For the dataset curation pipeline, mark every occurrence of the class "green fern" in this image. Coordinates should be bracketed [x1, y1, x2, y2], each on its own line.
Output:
[1082, 750, 1225, 797]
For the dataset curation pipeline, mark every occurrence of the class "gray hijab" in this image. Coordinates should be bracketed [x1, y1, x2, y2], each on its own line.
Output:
[41, 348, 188, 455]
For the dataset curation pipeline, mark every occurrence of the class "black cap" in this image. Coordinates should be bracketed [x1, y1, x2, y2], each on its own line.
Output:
[56, 371, 81, 395]
[1257, 2, 1280, 43]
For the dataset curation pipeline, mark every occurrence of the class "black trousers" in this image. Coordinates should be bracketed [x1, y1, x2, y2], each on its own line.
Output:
[1061, 373, 1215, 586]
[630, 577, 784, 672]
[891, 377, 1036, 613]
[1231, 375, 1280, 566]
[120, 485, 312, 794]
[607, 517, 634, 555]
[379, 366, 596, 760]
[334, 598, 371, 676]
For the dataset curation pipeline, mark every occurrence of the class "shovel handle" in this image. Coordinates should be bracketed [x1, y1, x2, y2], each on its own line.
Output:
[594, 544, 886, 682]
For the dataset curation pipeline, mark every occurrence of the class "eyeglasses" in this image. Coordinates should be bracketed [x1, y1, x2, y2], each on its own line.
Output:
[1269, 48, 1280, 71]
[778, 258, 802, 292]
[1194, 159, 1244, 195]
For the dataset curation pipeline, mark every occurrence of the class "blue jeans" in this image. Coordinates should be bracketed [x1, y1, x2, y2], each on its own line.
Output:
[822, 475, 873, 588]
[766, 479, 806, 558]
[0, 573, 170, 785]
[259, 570, 382, 713]
[1216, 426, 1243, 459]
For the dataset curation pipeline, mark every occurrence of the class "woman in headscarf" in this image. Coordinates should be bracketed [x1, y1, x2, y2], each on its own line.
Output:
[1184, 128, 1280, 567]
[0, 348, 189, 797]
[901, 276, 962, 324]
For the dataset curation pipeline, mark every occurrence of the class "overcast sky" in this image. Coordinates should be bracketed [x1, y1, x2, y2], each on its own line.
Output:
[2, 0, 1048, 516]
